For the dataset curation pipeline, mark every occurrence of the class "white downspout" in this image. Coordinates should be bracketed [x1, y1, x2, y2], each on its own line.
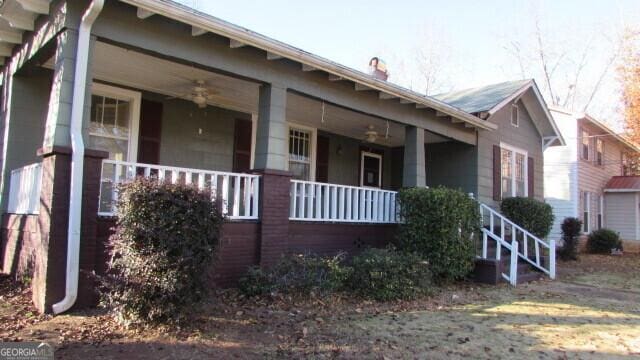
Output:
[52, 0, 104, 315]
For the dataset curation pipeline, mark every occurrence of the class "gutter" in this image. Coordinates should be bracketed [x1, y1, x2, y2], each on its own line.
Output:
[119, 0, 495, 131]
[52, 0, 104, 315]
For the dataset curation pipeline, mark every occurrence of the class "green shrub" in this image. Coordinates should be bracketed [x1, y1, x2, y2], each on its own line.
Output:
[238, 252, 349, 296]
[500, 197, 554, 239]
[102, 178, 222, 325]
[348, 247, 432, 301]
[559, 217, 582, 261]
[587, 228, 623, 254]
[397, 187, 479, 283]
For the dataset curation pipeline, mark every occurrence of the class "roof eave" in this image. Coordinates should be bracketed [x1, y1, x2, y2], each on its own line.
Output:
[119, 0, 496, 131]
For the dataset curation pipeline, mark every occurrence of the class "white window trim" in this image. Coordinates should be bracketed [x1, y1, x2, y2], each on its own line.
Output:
[91, 83, 142, 162]
[286, 122, 317, 181]
[500, 142, 528, 198]
[360, 151, 383, 188]
[511, 104, 519, 127]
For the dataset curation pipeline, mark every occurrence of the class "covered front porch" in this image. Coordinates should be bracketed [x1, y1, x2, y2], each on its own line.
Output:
[72, 41, 461, 224]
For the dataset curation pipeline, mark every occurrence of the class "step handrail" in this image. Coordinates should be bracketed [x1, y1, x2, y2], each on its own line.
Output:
[479, 203, 556, 280]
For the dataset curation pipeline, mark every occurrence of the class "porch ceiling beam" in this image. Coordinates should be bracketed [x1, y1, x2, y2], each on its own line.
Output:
[266, 52, 282, 60]
[3, 12, 35, 31]
[355, 83, 373, 91]
[378, 92, 397, 100]
[0, 30, 22, 44]
[0, 43, 13, 57]
[302, 64, 318, 72]
[16, 0, 50, 14]
[399, 99, 413, 104]
[191, 26, 207, 36]
[136, 8, 155, 19]
[451, 118, 464, 124]
[229, 39, 246, 48]
[328, 74, 345, 81]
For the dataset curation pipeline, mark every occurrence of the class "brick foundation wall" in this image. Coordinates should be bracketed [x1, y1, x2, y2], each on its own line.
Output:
[1, 214, 40, 278]
[288, 222, 396, 256]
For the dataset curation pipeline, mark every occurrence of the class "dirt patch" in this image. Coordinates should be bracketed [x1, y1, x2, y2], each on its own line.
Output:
[1, 255, 640, 359]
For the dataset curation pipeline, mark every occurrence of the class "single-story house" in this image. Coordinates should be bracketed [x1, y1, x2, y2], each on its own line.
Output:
[0, 0, 563, 313]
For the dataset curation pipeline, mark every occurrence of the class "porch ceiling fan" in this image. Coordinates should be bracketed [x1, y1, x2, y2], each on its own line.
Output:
[362, 123, 391, 143]
[168, 79, 219, 108]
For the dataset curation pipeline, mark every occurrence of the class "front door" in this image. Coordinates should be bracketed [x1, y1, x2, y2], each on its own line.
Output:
[360, 151, 382, 188]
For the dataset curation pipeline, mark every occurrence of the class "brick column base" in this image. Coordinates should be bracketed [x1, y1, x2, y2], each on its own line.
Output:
[32, 146, 107, 312]
[255, 169, 292, 268]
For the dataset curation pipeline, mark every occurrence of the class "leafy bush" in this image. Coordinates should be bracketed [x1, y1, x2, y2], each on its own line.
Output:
[587, 228, 623, 254]
[397, 187, 479, 283]
[347, 247, 432, 301]
[238, 253, 349, 296]
[102, 178, 222, 325]
[500, 197, 554, 239]
[559, 217, 582, 261]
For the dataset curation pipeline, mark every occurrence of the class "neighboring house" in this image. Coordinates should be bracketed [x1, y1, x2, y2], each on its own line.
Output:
[544, 108, 640, 247]
[0, 0, 562, 313]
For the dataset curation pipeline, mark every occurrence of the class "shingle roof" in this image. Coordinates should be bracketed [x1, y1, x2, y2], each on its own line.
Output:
[433, 80, 532, 114]
[605, 176, 640, 191]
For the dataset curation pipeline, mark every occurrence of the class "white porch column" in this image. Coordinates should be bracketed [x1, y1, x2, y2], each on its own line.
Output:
[254, 83, 288, 171]
[403, 125, 426, 187]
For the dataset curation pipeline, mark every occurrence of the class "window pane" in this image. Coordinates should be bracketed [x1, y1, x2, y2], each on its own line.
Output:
[501, 149, 513, 198]
[90, 94, 131, 160]
[515, 153, 525, 196]
[289, 128, 311, 180]
[362, 154, 381, 187]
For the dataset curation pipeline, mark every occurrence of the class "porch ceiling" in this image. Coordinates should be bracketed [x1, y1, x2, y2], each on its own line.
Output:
[45, 41, 451, 147]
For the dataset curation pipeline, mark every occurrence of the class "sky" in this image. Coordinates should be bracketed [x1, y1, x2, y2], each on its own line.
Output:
[177, 0, 640, 127]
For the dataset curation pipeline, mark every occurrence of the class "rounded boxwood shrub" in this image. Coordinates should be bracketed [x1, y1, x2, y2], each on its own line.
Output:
[500, 197, 554, 239]
[397, 186, 480, 283]
[347, 247, 432, 301]
[559, 217, 582, 261]
[239, 252, 349, 296]
[587, 228, 623, 254]
[102, 178, 222, 325]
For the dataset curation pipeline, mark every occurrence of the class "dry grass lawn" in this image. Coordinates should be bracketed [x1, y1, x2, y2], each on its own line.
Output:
[1, 254, 639, 359]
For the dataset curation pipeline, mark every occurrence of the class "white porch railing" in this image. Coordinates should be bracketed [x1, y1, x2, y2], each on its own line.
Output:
[99, 160, 260, 220]
[289, 179, 398, 223]
[7, 163, 43, 215]
[479, 203, 556, 285]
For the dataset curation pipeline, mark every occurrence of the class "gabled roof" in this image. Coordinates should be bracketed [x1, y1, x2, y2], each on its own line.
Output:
[435, 79, 565, 147]
[433, 80, 531, 114]
[605, 176, 640, 192]
[112, 0, 496, 131]
[550, 107, 640, 154]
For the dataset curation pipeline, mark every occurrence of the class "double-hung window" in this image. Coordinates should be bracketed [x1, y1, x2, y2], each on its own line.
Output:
[597, 194, 603, 229]
[89, 84, 141, 161]
[622, 153, 630, 175]
[596, 138, 604, 166]
[288, 125, 316, 181]
[581, 130, 590, 160]
[501, 144, 527, 198]
[582, 191, 590, 233]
